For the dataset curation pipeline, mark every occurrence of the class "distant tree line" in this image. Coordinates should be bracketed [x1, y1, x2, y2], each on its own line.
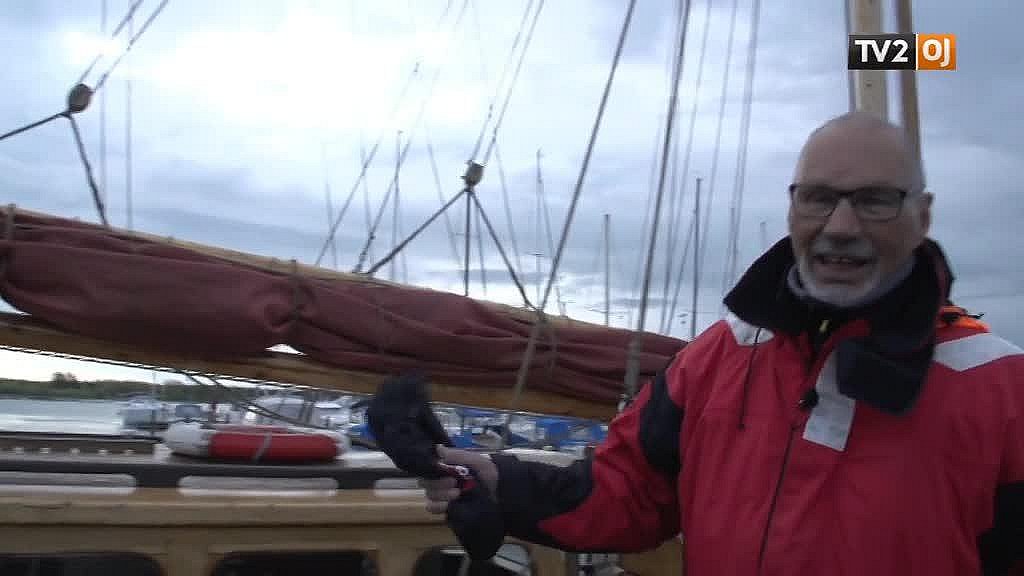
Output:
[0, 373, 257, 403]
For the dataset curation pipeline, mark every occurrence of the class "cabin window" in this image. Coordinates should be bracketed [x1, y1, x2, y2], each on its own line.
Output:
[211, 551, 374, 576]
[414, 545, 532, 576]
[0, 552, 162, 576]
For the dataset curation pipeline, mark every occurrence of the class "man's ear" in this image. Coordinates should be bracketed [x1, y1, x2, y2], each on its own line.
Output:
[917, 192, 934, 234]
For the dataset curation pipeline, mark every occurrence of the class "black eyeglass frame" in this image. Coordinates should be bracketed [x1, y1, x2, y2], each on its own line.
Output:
[787, 183, 916, 222]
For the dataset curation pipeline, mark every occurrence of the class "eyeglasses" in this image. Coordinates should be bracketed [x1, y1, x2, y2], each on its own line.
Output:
[788, 184, 910, 222]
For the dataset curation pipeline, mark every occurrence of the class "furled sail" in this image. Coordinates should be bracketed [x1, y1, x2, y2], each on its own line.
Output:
[0, 208, 685, 414]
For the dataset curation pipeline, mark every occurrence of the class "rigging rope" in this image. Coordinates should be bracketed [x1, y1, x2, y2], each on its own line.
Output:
[0, 113, 64, 142]
[366, 176, 536, 311]
[468, 192, 534, 306]
[657, 7, 687, 334]
[1, 0, 163, 142]
[68, 112, 109, 227]
[466, 0, 536, 163]
[493, 143, 524, 279]
[707, 0, 741, 299]
[724, 0, 762, 289]
[321, 145, 339, 269]
[536, 150, 567, 316]
[626, 116, 665, 330]
[352, 0, 472, 273]
[425, 134, 464, 269]
[622, 0, 690, 401]
[0, 1, 168, 228]
[390, 131, 403, 282]
[124, 13, 135, 231]
[315, 1, 456, 267]
[665, 215, 696, 333]
[365, 187, 468, 276]
[479, 0, 545, 167]
[506, 0, 638, 417]
[361, 0, 541, 304]
[75, 0, 145, 86]
[660, 0, 710, 334]
[468, 0, 525, 282]
[91, 0, 170, 94]
[99, 0, 108, 204]
[359, 143, 375, 265]
[470, 0, 488, 82]
[470, 0, 529, 285]
[475, 197, 487, 296]
[658, 97, 684, 334]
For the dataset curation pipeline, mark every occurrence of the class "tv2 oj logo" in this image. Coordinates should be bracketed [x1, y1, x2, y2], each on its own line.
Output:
[848, 34, 956, 70]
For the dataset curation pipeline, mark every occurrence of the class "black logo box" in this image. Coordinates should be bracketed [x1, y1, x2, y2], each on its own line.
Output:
[848, 34, 916, 70]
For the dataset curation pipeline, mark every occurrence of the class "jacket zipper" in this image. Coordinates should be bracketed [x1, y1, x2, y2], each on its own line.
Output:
[755, 320, 836, 574]
[755, 322, 832, 574]
[756, 424, 797, 575]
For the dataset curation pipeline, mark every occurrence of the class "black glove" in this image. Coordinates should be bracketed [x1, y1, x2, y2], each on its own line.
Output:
[367, 373, 505, 562]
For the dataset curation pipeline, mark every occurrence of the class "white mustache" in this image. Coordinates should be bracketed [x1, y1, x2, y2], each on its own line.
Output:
[810, 236, 875, 260]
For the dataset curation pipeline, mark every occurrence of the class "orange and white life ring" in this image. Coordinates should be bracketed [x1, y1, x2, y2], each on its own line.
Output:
[164, 421, 349, 462]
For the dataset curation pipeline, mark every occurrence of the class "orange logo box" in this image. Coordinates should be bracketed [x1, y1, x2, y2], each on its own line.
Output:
[917, 34, 956, 71]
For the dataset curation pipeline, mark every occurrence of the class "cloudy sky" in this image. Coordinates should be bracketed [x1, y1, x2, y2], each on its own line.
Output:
[0, 0, 1020, 382]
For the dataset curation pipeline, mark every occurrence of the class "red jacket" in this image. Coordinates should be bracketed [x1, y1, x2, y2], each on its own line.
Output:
[491, 239, 1024, 575]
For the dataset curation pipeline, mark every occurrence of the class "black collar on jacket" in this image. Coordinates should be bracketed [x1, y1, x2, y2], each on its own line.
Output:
[722, 237, 955, 415]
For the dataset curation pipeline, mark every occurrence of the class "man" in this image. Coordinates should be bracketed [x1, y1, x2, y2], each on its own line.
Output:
[421, 112, 1024, 575]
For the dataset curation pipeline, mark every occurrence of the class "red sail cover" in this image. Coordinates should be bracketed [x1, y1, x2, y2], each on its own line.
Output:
[0, 211, 685, 405]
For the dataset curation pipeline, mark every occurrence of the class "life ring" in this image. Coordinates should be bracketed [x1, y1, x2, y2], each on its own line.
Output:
[164, 421, 349, 463]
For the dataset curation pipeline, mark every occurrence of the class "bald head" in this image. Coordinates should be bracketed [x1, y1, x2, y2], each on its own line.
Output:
[795, 111, 925, 192]
[787, 111, 933, 308]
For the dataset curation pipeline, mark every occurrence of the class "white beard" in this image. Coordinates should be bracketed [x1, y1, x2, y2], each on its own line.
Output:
[795, 254, 885, 308]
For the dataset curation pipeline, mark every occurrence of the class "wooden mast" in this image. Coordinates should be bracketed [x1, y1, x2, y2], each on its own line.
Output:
[848, 0, 888, 117]
[848, 0, 922, 172]
[895, 0, 922, 164]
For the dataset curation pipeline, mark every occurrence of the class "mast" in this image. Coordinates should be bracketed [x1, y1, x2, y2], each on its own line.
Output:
[475, 200, 487, 297]
[537, 149, 566, 315]
[690, 177, 701, 340]
[463, 165, 472, 297]
[847, 0, 887, 117]
[534, 149, 543, 306]
[124, 14, 134, 231]
[895, 0, 922, 163]
[391, 131, 401, 282]
[622, 0, 688, 401]
[727, 204, 738, 286]
[99, 0, 107, 205]
[322, 145, 338, 269]
[603, 213, 611, 326]
[848, 1, 920, 162]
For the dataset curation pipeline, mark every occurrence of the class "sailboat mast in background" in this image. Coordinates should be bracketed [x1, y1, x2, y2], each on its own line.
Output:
[604, 213, 611, 327]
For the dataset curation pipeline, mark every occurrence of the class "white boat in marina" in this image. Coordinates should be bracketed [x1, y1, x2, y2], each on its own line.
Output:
[118, 396, 172, 432]
[248, 394, 351, 430]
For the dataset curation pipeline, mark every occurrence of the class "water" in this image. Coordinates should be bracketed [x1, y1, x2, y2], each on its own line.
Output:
[0, 398, 123, 435]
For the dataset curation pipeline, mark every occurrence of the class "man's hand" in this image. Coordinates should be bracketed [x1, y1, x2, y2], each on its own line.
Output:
[419, 445, 499, 514]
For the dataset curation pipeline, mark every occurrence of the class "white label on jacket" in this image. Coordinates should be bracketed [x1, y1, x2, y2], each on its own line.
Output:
[802, 354, 856, 451]
[724, 313, 774, 346]
[933, 332, 1023, 372]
